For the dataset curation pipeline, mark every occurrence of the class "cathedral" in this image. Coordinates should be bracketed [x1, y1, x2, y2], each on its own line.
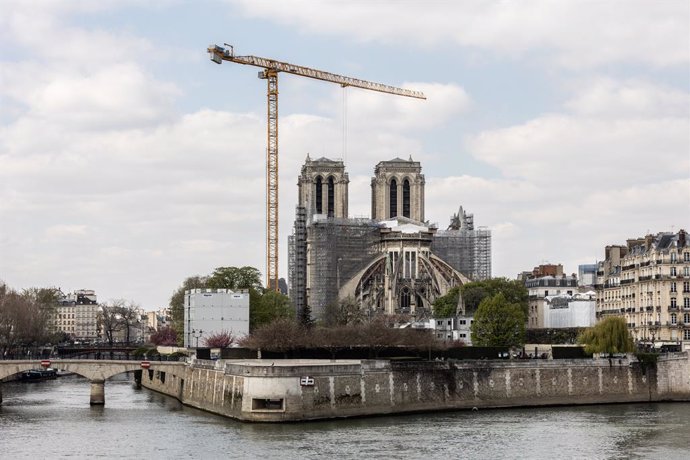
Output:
[287, 156, 491, 321]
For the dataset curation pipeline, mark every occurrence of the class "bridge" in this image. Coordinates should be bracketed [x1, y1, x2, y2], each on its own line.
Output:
[0, 359, 186, 405]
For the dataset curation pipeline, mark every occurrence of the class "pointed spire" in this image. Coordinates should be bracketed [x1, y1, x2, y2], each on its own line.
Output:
[409, 155, 413, 162]
[306, 153, 311, 162]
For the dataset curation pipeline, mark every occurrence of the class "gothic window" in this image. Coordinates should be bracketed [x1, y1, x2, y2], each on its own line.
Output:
[327, 176, 335, 217]
[402, 179, 410, 218]
[389, 178, 397, 218]
[400, 287, 410, 311]
[315, 176, 323, 214]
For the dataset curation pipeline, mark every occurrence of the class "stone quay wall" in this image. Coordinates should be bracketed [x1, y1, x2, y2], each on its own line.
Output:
[141, 354, 690, 422]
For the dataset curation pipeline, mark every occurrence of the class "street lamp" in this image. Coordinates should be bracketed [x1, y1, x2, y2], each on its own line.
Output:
[192, 329, 203, 348]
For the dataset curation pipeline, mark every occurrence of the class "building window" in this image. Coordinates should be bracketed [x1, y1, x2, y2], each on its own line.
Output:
[671, 282, 677, 293]
[402, 179, 410, 218]
[400, 287, 410, 311]
[684, 252, 690, 262]
[684, 282, 689, 293]
[685, 329, 690, 341]
[315, 176, 323, 214]
[685, 267, 690, 277]
[327, 176, 335, 217]
[671, 252, 677, 263]
[671, 267, 677, 276]
[671, 313, 677, 324]
[685, 298, 690, 308]
[389, 178, 397, 218]
[671, 298, 677, 308]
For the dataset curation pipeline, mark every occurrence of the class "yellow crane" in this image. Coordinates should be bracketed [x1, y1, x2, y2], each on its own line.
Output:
[208, 44, 426, 291]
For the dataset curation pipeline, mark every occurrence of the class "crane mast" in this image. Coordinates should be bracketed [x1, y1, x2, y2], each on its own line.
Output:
[208, 44, 426, 291]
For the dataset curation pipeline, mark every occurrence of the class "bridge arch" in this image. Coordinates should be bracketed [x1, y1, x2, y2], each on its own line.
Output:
[0, 360, 186, 406]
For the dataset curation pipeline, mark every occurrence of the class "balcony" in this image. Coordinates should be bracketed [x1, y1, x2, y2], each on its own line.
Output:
[639, 275, 652, 281]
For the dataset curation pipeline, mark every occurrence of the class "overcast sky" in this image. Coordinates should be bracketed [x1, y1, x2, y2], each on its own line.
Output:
[1, 0, 689, 310]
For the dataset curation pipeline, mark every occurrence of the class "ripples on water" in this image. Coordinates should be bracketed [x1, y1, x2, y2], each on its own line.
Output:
[1, 375, 689, 459]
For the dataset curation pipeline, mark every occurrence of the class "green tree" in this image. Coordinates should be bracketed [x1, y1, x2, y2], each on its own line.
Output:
[462, 278, 528, 316]
[251, 290, 294, 330]
[471, 293, 526, 347]
[207, 266, 263, 291]
[432, 286, 460, 317]
[578, 316, 634, 356]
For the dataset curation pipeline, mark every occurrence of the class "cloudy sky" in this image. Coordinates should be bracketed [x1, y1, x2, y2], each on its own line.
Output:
[1, 0, 688, 309]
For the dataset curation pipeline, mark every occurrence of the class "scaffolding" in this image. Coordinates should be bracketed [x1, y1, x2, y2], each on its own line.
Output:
[432, 228, 492, 281]
[288, 206, 308, 315]
[306, 217, 381, 318]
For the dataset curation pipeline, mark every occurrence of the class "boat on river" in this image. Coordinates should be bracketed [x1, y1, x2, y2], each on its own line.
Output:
[18, 368, 58, 382]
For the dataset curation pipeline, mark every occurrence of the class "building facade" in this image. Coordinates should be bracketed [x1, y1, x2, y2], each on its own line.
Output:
[542, 293, 596, 328]
[183, 289, 250, 347]
[522, 271, 578, 329]
[55, 289, 99, 342]
[288, 156, 490, 321]
[595, 230, 690, 349]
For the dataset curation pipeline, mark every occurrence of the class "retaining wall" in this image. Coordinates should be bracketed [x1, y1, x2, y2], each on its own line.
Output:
[141, 354, 690, 422]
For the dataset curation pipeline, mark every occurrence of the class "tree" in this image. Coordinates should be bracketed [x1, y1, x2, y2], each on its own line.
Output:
[578, 316, 634, 356]
[251, 290, 294, 330]
[150, 326, 178, 346]
[203, 330, 235, 348]
[98, 303, 124, 348]
[239, 317, 307, 355]
[207, 266, 263, 291]
[0, 286, 52, 356]
[299, 304, 315, 329]
[321, 296, 367, 327]
[462, 278, 528, 316]
[432, 286, 460, 317]
[471, 293, 526, 347]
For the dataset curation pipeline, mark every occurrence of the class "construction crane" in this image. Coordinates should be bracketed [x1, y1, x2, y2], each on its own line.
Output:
[208, 44, 426, 291]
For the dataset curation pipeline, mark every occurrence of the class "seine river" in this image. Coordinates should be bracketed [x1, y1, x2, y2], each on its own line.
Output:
[1, 375, 689, 459]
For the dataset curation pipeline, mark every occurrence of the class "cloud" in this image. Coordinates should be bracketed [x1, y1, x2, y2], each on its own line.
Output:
[230, 0, 689, 68]
[466, 79, 690, 189]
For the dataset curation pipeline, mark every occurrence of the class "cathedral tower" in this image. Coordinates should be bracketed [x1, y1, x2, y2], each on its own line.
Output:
[297, 155, 349, 221]
[371, 157, 425, 222]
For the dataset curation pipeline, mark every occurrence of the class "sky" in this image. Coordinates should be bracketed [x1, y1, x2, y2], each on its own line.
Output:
[1, 0, 689, 310]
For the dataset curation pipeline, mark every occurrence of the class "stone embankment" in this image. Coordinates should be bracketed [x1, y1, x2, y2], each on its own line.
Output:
[141, 354, 690, 422]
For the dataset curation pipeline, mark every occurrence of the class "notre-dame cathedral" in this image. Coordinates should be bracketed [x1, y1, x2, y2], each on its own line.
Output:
[288, 155, 491, 321]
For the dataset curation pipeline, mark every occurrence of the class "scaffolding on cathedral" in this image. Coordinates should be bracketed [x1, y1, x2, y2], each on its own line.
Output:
[288, 213, 381, 318]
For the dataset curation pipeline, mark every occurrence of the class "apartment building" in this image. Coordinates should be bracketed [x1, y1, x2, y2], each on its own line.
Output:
[596, 230, 690, 349]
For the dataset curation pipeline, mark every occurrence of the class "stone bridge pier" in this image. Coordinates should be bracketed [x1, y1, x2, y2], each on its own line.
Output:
[90, 379, 105, 405]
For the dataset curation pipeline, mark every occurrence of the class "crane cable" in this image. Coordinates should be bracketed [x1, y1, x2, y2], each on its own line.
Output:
[342, 86, 348, 165]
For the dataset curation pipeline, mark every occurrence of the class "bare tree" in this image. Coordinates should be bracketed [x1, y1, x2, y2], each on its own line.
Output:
[0, 287, 51, 357]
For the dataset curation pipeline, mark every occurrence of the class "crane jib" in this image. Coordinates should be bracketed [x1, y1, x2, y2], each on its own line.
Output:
[208, 46, 426, 100]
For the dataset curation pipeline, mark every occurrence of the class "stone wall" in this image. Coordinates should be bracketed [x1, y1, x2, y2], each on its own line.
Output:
[141, 354, 690, 422]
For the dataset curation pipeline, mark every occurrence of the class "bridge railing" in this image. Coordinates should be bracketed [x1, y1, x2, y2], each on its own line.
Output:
[1, 353, 185, 362]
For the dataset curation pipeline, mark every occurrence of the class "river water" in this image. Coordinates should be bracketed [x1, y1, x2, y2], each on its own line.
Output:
[1, 374, 689, 459]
